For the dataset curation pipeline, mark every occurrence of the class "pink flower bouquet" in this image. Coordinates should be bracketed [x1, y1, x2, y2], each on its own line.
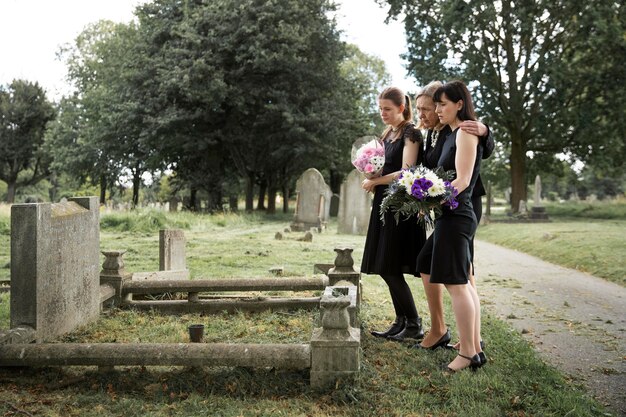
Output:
[351, 139, 385, 179]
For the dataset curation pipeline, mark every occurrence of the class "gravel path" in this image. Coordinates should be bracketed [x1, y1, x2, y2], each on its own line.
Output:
[474, 240, 625, 416]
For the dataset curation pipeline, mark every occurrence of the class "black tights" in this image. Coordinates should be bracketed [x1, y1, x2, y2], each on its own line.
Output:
[381, 274, 418, 320]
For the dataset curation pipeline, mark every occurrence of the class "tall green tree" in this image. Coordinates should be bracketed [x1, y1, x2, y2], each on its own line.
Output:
[60, 20, 160, 207]
[0, 80, 55, 203]
[137, 0, 361, 213]
[384, 0, 625, 211]
[135, 0, 230, 211]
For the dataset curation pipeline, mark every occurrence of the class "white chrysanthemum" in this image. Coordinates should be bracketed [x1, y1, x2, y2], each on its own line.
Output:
[423, 172, 446, 196]
[370, 156, 384, 170]
[399, 170, 415, 193]
[428, 179, 446, 196]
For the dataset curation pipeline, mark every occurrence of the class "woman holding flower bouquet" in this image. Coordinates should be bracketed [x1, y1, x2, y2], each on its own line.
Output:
[414, 81, 493, 353]
[426, 80, 485, 372]
[361, 86, 426, 342]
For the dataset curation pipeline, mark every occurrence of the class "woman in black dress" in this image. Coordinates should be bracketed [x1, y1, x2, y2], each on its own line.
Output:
[430, 80, 484, 371]
[361, 86, 426, 342]
[413, 81, 493, 354]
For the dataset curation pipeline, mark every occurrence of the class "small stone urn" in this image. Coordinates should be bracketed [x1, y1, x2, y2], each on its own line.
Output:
[329, 247, 355, 273]
[101, 250, 128, 277]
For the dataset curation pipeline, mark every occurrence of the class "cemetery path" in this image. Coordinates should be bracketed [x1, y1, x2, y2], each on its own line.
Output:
[474, 240, 625, 417]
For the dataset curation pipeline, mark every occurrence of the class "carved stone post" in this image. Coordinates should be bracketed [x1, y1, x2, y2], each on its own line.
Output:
[310, 288, 360, 388]
[327, 247, 361, 305]
[100, 250, 132, 307]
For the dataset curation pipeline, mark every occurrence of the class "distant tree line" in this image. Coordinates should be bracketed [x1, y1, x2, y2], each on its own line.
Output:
[1, 0, 389, 209]
[1, 0, 624, 210]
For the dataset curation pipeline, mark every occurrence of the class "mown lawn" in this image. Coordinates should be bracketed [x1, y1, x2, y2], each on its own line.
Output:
[477, 218, 625, 286]
[0, 209, 613, 416]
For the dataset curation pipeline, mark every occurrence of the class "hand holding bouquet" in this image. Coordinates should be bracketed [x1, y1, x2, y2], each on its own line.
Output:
[351, 138, 385, 179]
[380, 165, 458, 228]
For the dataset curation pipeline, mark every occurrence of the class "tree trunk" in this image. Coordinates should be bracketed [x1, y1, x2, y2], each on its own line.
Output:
[282, 185, 290, 213]
[100, 175, 107, 205]
[267, 185, 277, 215]
[132, 169, 141, 209]
[207, 187, 223, 213]
[510, 134, 527, 213]
[189, 188, 198, 211]
[257, 179, 267, 210]
[245, 175, 254, 212]
[6, 181, 16, 203]
[229, 195, 238, 212]
[329, 168, 342, 194]
[48, 172, 58, 202]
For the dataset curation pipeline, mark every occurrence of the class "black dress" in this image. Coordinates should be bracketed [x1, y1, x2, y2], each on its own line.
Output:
[360, 124, 425, 276]
[417, 126, 492, 275]
[429, 128, 483, 284]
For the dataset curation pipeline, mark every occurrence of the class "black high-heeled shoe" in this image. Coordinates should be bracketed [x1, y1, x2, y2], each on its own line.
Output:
[411, 329, 451, 350]
[370, 316, 406, 338]
[477, 351, 487, 367]
[444, 353, 481, 373]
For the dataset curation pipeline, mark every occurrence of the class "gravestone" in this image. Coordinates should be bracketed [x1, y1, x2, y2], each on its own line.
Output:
[337, 170, 372, 235]
[530, 175, 549, 220]
[10, 197, 100, 342]
[533, 175, 543, 207]
[504, 187, 511, 205]
[290, 168, 333, 231]
[169, 196, 178, 212]
[132, 229, 189, 281]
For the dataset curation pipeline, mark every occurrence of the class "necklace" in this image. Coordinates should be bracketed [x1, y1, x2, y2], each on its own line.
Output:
[391, 125, 400, 132]
[430, 129, 440, 148]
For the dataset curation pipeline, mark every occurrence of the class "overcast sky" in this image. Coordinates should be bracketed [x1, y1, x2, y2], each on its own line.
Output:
[0, 0, 417, 101]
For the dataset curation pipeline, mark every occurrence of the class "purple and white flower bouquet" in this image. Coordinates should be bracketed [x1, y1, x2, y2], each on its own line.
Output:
[380, 165, 458, 228]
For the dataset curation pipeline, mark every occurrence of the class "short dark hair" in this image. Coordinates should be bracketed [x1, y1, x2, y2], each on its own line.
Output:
[433, 80, 476, 121]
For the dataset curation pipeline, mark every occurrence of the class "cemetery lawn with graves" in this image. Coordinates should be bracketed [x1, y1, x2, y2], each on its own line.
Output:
[0, 205, 620, 416]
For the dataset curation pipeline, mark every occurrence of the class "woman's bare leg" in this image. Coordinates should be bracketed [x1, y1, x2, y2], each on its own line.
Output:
[446, 283, 477, 370]
[420, 273, 447, 346]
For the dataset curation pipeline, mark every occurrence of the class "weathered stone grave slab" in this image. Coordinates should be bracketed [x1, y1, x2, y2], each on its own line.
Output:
[291, 168, 332, 231]
[132, 229, 189, 281]
[10, 197, 100, 342]
[338, 169, 372, 235]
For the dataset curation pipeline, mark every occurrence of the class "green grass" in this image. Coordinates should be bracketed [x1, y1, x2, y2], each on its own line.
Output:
[0, 292, 8, 329]
[477, 218, 626, 286]
[0, 208, 615, 416]
[542, 199, 626, 220]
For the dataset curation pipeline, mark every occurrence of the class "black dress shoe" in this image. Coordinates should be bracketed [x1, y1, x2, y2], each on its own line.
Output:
[478, 351, 487, 367]
[387, 317, 424, 341]
[444, 353, 481, 373]
[411, 329, 451, 350]
[370, 316, 406, 338]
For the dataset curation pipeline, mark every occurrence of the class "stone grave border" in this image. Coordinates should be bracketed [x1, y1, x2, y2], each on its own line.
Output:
[0, 199, 361, 388]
